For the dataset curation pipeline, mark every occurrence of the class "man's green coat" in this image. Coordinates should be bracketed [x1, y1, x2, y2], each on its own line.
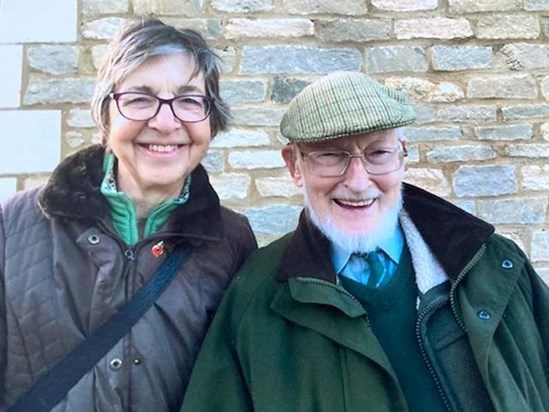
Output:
[181, 184, 549, 412]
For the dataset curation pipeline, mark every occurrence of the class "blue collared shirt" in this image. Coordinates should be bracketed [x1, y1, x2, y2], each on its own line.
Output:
[332, 224, 404, 286]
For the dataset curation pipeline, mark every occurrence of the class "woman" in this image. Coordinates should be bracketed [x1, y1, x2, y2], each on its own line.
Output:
[0, 18, 257, 411]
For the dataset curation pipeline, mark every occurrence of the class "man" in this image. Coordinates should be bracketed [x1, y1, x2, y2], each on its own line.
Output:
[181, 72, 549, 411]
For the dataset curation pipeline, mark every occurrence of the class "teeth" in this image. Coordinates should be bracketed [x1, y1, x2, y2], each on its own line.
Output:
[147, 144, 178, 153]
[339, 198, 376, 207]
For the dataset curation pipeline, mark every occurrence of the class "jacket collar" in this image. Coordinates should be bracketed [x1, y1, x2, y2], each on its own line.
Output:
[39, 144, 223, 241]
[278, 183, 494, 284]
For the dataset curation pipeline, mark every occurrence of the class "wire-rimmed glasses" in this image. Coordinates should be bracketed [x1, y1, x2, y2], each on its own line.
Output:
[299, 145, 407, 177]
[110, 91, 213, 123]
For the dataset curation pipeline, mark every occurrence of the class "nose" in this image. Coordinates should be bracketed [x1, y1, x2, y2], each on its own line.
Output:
[147, 102, 182, 133]
[343, 156, 372, 191]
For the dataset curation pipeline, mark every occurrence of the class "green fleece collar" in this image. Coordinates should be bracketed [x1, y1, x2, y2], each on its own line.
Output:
[100, 152, 191, 245]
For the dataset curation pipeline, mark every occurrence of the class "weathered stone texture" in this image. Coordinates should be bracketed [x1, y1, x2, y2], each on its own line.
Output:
[202, 151, 224, 173]
[65, 131, 86, 149]
[212, 129, 271, 148]
[474, 124, 533, 141]
[24, 78, 95, 105]
[502, 104, 549, 120]
[477, 197, 547, 224]
[448, 0, 520, 13]
[395, 18, 473, 40]
[367, 47, 428, 73]
[476, 15, 540, 39]
[385, 78, 463, 102]
[411, 105, 437, 124]
[453, 165, 517, 197]
[372, 0, 437, 11]
[505, 144, 549, 158]
[452, 200, 476, 215]
[228, 150, 285, 169]
[431, 46, 492, 71]
[404, 169, 451, 197]
[538, 268, 549, 285]
[245, 204, 302, 234]
[226, 19, 313, 39]
[271, 77, 311, 104]
[220, 80, 266, 104]
[67, 109, 95, 128]
[241, 46, 361, 74]
[209, 173, 251, 200]
[133, 0, 202, 15]
[524, 0, 549, 11]
[160, 18, 222, 39]
[283, 0, 367, 15]
[28, 46, 79, 75]
[83, 0, 128, 14]
[231, 108, 286, 127]
[437, 105, 496, 122]
[211, 0, 273, 13]
[81, 18, 127, 40]
[501, 44, 549, 70]
[521, 165, 549, 191]
[217, 48, 237, 74]
[541, 123, 549, 140]
[467, 74, 537, 99]
[403, 127, 462, 142]
[542, 76, 549, 100]
[532, 231, 549, 262]
[427, 145, 496, 163]
[256, 176, 302, 198]
[316, 19, 390, 42]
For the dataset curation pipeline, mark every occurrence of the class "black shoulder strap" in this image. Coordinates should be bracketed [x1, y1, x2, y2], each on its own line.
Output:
[8, 247, 189, 412]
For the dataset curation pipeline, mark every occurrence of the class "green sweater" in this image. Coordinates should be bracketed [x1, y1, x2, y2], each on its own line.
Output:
[339, 246, 447, 412]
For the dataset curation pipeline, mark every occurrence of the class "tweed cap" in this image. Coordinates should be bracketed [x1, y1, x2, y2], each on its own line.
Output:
[280, 71, 416, 143]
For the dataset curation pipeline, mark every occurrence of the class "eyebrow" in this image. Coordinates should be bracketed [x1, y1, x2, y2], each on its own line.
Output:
[123, 85, 205, 95]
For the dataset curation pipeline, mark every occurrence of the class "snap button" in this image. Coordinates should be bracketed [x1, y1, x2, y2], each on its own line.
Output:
[109, 358, 123, 370]
[501, 259, 513, 269]
[87, 234, 100, 245]
[477, 310, 491, 320]
[132, 357, 142, 365]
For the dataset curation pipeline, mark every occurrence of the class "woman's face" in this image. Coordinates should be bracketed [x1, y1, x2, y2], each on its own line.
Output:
[107, 53, 211, 201]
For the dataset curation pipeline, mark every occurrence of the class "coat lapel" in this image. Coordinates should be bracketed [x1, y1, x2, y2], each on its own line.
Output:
[271, 278, 398, 379]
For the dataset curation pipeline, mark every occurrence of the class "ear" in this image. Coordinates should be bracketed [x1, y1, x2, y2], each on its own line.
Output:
[281, 145, 303, 188]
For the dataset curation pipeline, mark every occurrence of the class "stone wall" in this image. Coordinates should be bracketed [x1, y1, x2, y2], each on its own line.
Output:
[0, 0, 548, 280]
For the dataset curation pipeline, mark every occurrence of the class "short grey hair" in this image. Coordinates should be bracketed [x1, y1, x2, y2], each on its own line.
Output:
[91, 17, 230, 144]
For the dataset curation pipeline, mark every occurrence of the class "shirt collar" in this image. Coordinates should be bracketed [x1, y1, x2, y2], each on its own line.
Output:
[331, 222, 404, 275]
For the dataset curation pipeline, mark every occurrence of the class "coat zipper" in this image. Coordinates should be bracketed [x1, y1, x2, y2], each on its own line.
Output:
[416, 297, 453, 412]
[449, 244, 487, 332]
[414, 243, 487, 412]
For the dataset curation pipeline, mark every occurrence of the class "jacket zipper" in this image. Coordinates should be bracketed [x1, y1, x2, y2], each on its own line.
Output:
[414, 243, 487, 412]
[449, 244, 487, 332]
[416, 297, 453, 412]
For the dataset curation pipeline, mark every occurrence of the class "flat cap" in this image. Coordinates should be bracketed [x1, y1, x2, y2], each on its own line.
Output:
[280, 71, 416, 143]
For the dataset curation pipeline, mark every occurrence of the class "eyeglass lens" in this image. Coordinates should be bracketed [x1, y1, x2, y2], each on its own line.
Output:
[305, 148, 404, 177]
[113, 92, 211, 123]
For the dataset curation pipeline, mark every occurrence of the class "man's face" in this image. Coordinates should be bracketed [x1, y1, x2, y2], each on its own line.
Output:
[282, 129, 405, 247]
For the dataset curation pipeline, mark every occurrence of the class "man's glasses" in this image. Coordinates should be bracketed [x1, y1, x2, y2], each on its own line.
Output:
[299, 145, 407, 177]
[110, 92, 213, 123]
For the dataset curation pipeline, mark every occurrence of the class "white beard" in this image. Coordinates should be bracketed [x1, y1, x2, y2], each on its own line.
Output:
[304, 190, 403, 255]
